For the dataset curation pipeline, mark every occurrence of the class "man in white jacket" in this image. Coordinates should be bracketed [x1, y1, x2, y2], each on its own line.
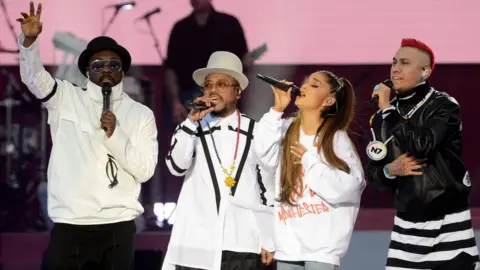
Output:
[16, 2, 158, 269]
[163, 51, 274, 270]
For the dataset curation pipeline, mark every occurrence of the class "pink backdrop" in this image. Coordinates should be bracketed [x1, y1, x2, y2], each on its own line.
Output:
[0, 0, 478, 65]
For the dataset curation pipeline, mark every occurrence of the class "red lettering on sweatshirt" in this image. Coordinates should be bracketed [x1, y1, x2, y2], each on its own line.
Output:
[277, 201, 330, 225]
[279, 167, 329, 224]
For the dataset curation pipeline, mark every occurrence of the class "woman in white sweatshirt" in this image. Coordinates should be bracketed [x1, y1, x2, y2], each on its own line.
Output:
[254, 71, 365, 270]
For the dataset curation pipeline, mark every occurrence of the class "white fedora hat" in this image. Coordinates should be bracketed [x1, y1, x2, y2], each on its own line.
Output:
[193, 51, 249, 91]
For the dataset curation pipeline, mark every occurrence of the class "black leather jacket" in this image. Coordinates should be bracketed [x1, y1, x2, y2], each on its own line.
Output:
[366, 81, 470, 222]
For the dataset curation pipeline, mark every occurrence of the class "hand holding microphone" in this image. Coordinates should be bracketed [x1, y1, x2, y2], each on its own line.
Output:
[370, 79, 393, 110]
[256, 74, 299, 112]
[271, 79, 293, 112]
[100, 82, 116, 137]
[187, 96, 215, 121]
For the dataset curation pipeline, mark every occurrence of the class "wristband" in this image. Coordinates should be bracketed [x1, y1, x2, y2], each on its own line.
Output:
[383, 164, 396, 179]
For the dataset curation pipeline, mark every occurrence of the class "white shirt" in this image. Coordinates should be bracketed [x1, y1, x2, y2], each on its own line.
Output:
[163, 111, 275, 270]
[254, 108, 365, 266]
[18, 34, 159, 225]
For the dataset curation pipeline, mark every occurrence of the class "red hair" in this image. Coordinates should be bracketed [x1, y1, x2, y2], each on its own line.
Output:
[401, 38, 435, 70]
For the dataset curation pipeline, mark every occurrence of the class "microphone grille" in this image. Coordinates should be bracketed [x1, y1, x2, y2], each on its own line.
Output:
[102, 82, 112, 94]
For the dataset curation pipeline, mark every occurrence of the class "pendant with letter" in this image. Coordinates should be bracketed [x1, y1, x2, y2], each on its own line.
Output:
[366, 141, 387, 161]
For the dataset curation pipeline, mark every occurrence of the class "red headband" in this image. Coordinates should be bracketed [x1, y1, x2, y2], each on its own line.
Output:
[401, 38, 435, 70]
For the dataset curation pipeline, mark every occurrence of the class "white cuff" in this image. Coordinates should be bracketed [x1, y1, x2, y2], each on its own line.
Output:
[266, 107, 284, 120]
[184, 117, 199, 129]
[104, 125, 129, 154]
[18, 33, 40, 50]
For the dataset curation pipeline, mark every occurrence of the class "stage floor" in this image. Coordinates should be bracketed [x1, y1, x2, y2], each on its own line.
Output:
[2, 208, 480, 269]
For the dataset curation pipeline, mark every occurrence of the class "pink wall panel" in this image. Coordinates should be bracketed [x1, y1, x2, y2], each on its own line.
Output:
[0, 0, 478, 65]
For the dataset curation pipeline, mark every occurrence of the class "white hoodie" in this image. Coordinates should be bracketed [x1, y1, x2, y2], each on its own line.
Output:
[18, 34, 158, 225]
[254, 108, 365, 266]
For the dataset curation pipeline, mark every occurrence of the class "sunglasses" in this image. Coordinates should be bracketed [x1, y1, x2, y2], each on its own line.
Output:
[201, 80, 239, 93]
[89, 59, 123, 73]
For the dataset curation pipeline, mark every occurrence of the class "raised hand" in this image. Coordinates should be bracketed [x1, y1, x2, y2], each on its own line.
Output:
[272, 80, 292, 112]
[16, 1, 43, 39]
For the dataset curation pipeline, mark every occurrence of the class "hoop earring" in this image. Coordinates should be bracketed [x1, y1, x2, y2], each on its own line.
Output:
[419, 76, 424, 82]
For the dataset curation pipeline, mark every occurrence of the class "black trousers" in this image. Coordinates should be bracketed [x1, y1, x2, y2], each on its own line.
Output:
[176, 251, 267, 270]
[43, 220, 136, 270]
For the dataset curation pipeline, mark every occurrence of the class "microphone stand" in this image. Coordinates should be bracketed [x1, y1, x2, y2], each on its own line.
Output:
[142, 15, 165, 229]
[144, 16, 165, 63]
[102, 7, 121, 35]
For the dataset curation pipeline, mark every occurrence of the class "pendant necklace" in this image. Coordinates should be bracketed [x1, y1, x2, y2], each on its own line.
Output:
[206, 110, 241, 195]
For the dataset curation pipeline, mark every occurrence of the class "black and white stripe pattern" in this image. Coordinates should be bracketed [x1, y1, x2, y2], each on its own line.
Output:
[386, 209, 479, 269]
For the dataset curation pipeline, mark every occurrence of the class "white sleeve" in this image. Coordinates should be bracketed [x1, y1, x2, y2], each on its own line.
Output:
[254, 208, 275, 252]
[104, 111, 159, 183]
[253, 108, 292, 172]
[303, 131, 365, 205]
[18, 33, 63, 110]
[165, 118, 198, 176]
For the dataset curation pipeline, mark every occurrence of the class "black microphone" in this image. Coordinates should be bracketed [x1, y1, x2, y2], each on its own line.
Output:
[256, 74, 301, 98]
[185, 100, 210, 111]
[135, 7, 161, 21]
[101, 82, 112, 132]
[369, 79, 393, 108]
[102, 82, 112, 112]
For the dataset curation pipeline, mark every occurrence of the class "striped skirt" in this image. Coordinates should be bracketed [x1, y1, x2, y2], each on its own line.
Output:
[386, 209, 480, 269]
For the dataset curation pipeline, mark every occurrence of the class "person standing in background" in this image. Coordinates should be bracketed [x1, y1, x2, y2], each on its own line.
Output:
[164, 0, 253, 126]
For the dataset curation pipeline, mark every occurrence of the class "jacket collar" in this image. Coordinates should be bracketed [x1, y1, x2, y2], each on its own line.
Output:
[84, 80, 125, 107]
[396, 81, 431, 106]
[201, 110, 241, 129]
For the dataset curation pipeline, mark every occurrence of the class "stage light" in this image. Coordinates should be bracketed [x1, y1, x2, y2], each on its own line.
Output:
[153, 202, 177, 227]
[103, 1, 136, 35]
[107, 1, 136, 10]
[120, 3, 135, 10]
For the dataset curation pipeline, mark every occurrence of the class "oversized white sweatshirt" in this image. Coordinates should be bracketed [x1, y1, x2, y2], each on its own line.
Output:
[254, 108, 365, 266]
[18, 34, 158, 225]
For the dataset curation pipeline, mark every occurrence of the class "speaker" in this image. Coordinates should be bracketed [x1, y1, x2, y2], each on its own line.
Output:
[134, 250, 163, 270]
